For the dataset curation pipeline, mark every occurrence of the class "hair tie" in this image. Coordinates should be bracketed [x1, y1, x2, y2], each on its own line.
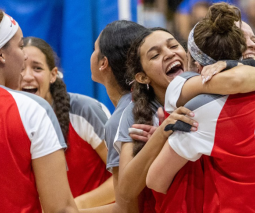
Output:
[126, 79, 135, 85]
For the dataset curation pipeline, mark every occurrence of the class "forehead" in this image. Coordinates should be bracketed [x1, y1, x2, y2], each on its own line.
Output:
[140, 31, 174, 53]
[24, 46, 46, 62]
[241, 22, 254, 36]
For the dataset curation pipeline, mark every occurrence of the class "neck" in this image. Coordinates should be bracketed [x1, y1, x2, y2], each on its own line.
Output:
[105, 81, 127, 107]
[45, 92, 54, 106]
[153, 87, 166, 106]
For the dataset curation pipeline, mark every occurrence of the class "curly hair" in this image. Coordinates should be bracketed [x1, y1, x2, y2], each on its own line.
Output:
[126, 28, 171, 156]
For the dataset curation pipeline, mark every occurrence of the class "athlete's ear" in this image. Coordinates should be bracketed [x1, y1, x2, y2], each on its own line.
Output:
[195, 61, 203, 73]
[135, 72, 150, 84]
[50, 67, 58, 84]
[0, 51, 6, 64]
[98, 56, 109, 72]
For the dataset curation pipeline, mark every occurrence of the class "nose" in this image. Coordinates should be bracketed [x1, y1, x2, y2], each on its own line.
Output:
[163, 47, 176, 61]
[247, 37, 255, 50]
[21, 67, 34, 82]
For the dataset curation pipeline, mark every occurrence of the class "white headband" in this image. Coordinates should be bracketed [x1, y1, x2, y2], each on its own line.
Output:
[0, 13, 19, 49]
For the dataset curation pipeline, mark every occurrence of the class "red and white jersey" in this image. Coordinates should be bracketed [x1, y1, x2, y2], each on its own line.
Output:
[66, 93, 111, 198]
[0, 86, 66, 213]
[166, 71, 255, 212]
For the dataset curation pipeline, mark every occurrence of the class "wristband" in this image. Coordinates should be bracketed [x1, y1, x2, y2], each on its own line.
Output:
[164, 120, 192, 132]
[242, 59, 255, 67]
[225, 60, 238, 70]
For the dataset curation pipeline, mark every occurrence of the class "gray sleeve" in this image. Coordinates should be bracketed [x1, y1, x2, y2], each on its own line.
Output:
[114, 102, 135, 154]
[69, 93, 109, 147]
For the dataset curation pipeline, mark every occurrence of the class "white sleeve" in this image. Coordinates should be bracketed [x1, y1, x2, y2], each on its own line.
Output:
[168, 95, 228, 161]
[165, 76, 187, 113]
[165, 72, 200, 113]
[11, 92, 66, 159]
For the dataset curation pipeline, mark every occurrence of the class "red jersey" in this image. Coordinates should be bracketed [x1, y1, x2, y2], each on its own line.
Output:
[0, 86, 66, 212]
[66, 93, 111, 198]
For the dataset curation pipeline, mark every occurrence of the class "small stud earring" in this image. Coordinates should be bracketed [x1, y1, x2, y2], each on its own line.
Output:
[99, 67, 102, 71]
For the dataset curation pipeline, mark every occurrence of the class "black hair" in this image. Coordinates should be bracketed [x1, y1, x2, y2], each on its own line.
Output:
[126, 27, 173, 156]
[98, 20, 147, 92]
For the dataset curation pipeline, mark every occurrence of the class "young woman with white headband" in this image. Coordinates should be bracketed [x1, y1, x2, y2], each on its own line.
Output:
[147, 2, 255, 212]
[20, 36, 115, 209]
[0, 10, 79, 213]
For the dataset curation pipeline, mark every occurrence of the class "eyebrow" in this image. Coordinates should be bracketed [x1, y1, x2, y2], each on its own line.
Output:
[32, 61, 44, 66]
[147, 38, 175, 55]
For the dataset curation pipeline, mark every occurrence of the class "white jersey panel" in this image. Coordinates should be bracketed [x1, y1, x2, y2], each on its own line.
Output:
[168, 95, 228, 161]
[165, 75, 186, 113]
[165, 72, 200, 113]
[69, 113, 102, 149]
[10, 91, 66, 159]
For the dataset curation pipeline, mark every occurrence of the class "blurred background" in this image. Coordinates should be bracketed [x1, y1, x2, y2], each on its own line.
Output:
[1, 0, 254, 112]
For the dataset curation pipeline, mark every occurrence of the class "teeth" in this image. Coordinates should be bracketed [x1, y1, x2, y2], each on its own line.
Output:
[167, 61, 181, 72]
[23, 86, 37, 90]
[171, 61, 181, 68]
[243, 54, 255, 59]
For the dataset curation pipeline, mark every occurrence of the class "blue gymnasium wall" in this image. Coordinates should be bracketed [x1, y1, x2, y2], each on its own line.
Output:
[0, 0, 138, 113]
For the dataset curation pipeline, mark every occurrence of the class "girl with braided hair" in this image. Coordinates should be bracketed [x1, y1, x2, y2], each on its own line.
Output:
[20, 36, 114, 208]
[113, 27, 201, 213]
[147, 2, 255, 212]
[114, 3, 255, 212]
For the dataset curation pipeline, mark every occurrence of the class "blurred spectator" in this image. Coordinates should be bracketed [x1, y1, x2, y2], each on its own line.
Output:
[174, 0, 246, 41]
[245, 0, 255, 33]
[190, 1, 210, 26]
[139, 0, 168, 28]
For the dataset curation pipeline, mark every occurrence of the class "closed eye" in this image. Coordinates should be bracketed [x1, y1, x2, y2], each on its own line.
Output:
[150, 54, 159, 60]
[170, 45, 178, 49]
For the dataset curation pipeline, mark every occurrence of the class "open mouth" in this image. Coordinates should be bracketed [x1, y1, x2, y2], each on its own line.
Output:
[22, 86, 38, 94]
[166, 61, 184, 78]
[243, 54, 255, 59]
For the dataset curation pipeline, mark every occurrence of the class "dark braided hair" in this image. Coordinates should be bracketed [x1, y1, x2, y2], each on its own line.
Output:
[126, 28, 171, 156]
[23, 37, 70, 145]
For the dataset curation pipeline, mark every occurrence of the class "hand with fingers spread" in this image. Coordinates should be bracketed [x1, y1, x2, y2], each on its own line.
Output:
[201, 61, 227, 84]
[129, 106, 198, 142]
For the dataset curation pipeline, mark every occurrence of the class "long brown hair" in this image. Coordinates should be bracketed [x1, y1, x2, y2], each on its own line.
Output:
[126, 28, 171, 156]
[24, 37, 70, 145]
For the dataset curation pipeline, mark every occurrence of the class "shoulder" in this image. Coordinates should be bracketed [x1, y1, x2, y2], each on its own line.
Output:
[165, 72, 199, 112]
[105, 93, 132, 126]
[5, 87, 56, 118]
[69, 92, 110, 120]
